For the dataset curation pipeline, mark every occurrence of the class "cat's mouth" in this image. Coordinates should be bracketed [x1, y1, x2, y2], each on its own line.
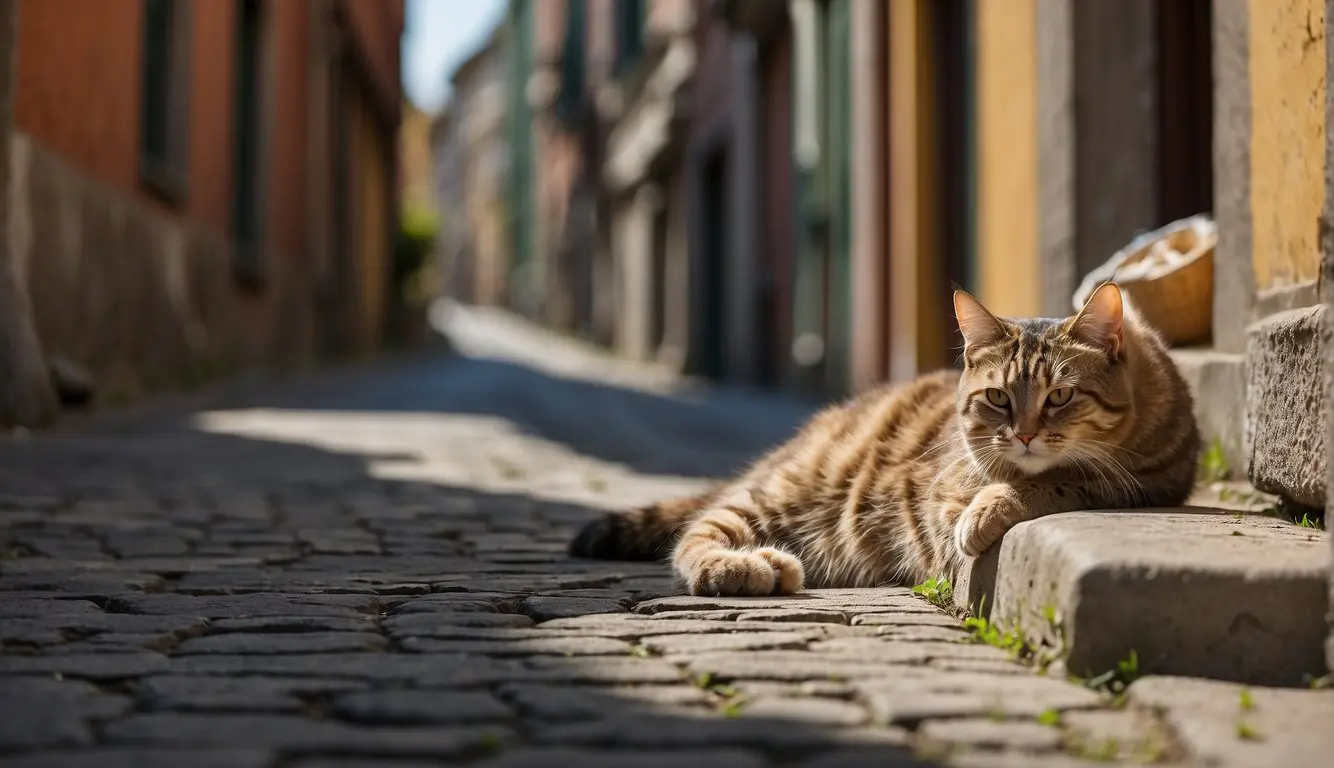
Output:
[1006, 445, 1060, 475]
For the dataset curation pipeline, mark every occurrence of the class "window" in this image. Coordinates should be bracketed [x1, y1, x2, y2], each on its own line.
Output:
[139, 0, 191, 203]
[556, 0, 586, 123]
[614, 0, 645, 74]
[232, 0, 265, 285]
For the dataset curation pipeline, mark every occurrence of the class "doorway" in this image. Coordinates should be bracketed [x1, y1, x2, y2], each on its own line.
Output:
[1157, 0, 1214, 222]
[695, 149, 729, 380]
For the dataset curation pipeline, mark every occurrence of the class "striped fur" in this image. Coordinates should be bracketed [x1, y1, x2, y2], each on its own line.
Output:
[570, 284, 1200, 596]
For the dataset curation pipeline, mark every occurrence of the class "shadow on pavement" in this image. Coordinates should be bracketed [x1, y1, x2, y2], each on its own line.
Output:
[106, 351, 820, 481]
[0, 348, 939, 767]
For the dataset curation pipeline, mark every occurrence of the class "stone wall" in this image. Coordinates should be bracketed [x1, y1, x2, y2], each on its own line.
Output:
[11, 135, 315, 403]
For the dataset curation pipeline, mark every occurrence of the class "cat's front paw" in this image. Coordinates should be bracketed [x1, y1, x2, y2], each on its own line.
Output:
[953, 484, 1025, 558]
[687, 548, 805, 596]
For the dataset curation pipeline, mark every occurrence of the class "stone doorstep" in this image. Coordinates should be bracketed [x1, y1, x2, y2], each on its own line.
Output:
[954, 508, 1330, 687]
[1244, 304, 1326, 509]
[1168, 347, 1245, 475]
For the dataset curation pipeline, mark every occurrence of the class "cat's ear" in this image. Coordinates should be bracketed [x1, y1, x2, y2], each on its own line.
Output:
[953, 290, 1009, 349]
[1067, 282, 1124, 356]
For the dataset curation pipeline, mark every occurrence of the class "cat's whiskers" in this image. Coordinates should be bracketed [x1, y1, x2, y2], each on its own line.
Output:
[1064, 450, 1114, 500]
[1064, 441, 1147, 505]
[912, 434, 982, 463]
[1072, 437, 1146, 461]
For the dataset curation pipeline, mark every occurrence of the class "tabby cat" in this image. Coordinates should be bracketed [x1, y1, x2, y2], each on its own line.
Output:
[570, 283, 1199, 596]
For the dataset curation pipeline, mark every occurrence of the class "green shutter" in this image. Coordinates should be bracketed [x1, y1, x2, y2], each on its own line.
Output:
[615, 0, 645, 74]
[506, 0, 536, 298]
[823, 0, 852, 395]
[557, 0, 585, 123]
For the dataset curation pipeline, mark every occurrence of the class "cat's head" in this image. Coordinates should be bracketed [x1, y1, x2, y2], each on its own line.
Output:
[953, 283, 1132, 476]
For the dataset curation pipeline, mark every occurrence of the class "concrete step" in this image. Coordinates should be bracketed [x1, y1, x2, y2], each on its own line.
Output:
[954, 507, 1329, 687]
[1169, 348, 1246, 475]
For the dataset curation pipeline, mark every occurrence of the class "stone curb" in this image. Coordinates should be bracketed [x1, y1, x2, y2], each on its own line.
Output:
[957, 508, 1329, 686]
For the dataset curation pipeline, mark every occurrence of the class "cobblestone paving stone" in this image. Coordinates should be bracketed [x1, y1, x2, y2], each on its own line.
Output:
[0, 305, 1327, 767]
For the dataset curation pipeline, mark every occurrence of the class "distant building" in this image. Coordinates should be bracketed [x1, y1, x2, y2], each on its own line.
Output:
[433, 25, 510, 309]
[8, 0, 404, 401]
[399, 101, 438, 220]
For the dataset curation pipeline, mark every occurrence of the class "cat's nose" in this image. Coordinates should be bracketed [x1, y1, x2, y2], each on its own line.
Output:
[1014, 432, 1036, 446]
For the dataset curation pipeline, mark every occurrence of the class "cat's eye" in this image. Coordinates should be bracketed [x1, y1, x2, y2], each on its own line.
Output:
[984, 388, 1010, 408]
[1046, 387, 1074, 407]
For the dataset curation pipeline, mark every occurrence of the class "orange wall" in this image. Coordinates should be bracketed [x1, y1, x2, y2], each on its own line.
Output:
[270, 0, 310, 261]
[13, 0, 344, 264]
[975, 0, 1041, 318]
[340, 0, 404, 119]
[15, 0, 242, 237]
[1248, 0, 1326, 293]
[188, 0, 237, 234]
[15, 0, 141, 192]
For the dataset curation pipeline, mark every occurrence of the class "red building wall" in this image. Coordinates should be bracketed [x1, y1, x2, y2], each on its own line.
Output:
[14, 0, 141, 194]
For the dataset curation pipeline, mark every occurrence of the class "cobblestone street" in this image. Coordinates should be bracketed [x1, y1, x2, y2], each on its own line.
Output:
[0, 305, 1328, 768]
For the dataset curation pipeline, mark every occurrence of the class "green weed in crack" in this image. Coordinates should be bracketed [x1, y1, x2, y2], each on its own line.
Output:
[1234, 686, 1263, 741]
[961, 602, 1030, 659]
[910, 577, 954, 610]
[1198, 438, 1229, 483]
[692, 672, 746, 716]
[1082, 650, 1140, 697]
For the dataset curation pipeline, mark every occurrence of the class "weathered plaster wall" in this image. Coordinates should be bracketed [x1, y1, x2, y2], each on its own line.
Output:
[13, 136, 313, 402]
[975, 0, 1040, 319]
[1249, 0, 1326, 295]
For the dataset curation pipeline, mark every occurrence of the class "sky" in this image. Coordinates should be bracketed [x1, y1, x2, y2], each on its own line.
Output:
[402, 0, 508, 115]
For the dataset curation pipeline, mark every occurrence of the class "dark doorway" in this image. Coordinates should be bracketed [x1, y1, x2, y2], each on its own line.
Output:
[1157, 0, 1214, 221]
[649, 190, 669, 355]
[232, 0, 266, 286]
[695, 150, 729, 380]
[324, 50, 355, 358]
[930, 0, 976, 367]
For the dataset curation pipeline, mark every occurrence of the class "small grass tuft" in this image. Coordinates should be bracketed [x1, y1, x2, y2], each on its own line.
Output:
[1084, 650, 1140, 696]
[1238, 687, 1255, 711]
[628, 643, 653, 659]
[911, 577, 954, 610]
[1235, 720, 1262, 741]
[962, 612, 1030, 658]
[693, 671, 746, 716]
[1199, 438, 1230, 482]
[1294, 511, 1323, 529]
[1037, 708, 1062, 727]
[1080, 738, 1121, 762]
[1258, 500, 1326, 530]
[492, 459, 526, 481]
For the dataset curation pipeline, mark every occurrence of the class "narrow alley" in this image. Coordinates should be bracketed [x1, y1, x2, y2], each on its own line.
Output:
[0, 307, 1327, 768]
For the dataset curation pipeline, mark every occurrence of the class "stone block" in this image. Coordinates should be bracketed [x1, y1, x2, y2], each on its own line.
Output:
[991, 510, 1329, 686]
[1129, 676, 1334, 767]
[953, 544, 1000, 616]
[1245, 305, 1326, 508]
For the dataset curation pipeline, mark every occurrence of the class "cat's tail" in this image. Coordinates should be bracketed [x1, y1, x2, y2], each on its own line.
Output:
[568, 493, 710, 561]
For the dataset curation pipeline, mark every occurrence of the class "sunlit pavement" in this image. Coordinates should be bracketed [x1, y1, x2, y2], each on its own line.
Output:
[0, 304, 1319, 768]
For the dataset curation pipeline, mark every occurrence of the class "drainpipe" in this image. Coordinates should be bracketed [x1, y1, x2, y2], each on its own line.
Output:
[788, 0, 827, 390]
[728, 33, 760, 384]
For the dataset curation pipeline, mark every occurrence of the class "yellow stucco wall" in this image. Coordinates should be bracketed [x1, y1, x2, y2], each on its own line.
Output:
[1249, 0, 1326, 292]
[974, 0, 1041, 318]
